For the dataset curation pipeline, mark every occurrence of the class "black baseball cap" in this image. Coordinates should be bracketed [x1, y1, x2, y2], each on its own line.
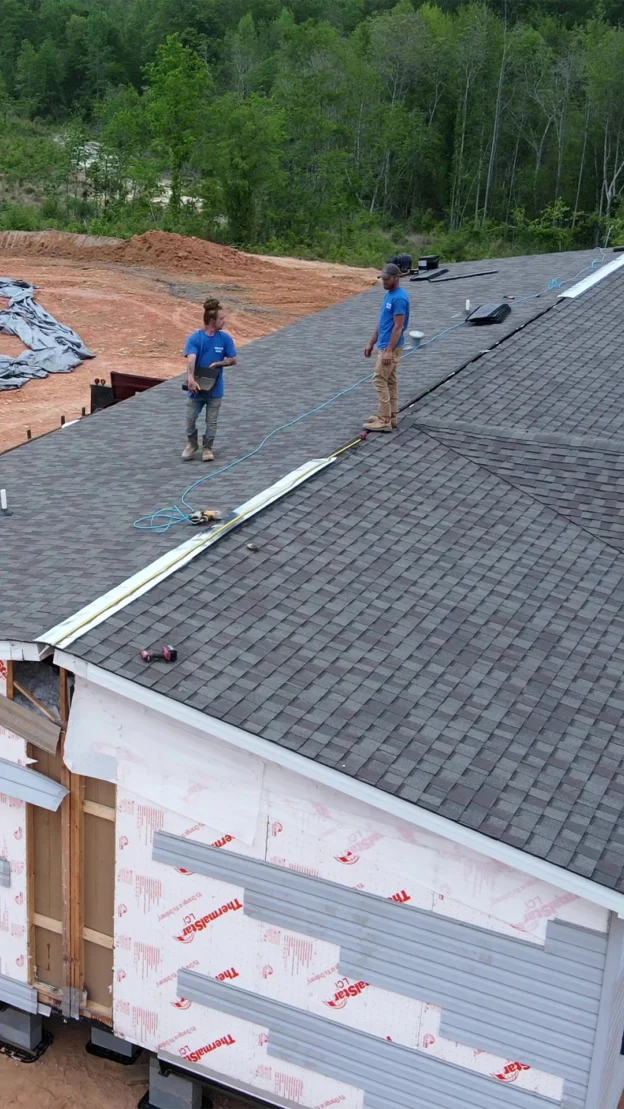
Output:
[379, 263, 401, 277]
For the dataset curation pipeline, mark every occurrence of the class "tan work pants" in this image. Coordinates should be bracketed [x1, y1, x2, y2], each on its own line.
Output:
[374, 348, 401, 423]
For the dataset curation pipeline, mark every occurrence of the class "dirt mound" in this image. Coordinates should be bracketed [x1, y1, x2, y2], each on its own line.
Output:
[0, 228, 279, 278]
[0, 230, 120, 256]
[113, 230, 271, 275]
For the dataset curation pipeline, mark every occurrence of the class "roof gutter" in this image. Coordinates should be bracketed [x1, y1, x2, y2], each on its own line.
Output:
[558, 253, 624, 299]
[55, 648, 624, 919]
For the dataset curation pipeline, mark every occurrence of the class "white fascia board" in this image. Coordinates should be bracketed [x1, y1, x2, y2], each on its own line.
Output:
[559, 254, 624, 299]
[39, 456, 336, 651]
[0, 641, 52, 661]
[55, 649, 624, 918]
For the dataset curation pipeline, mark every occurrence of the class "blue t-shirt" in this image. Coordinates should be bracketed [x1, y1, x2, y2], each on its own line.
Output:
[184, 329, 237, 398]
[378, 288, 410, 349]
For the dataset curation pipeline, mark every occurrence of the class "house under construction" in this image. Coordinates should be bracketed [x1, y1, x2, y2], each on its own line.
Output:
[1, 250, 624, 1109]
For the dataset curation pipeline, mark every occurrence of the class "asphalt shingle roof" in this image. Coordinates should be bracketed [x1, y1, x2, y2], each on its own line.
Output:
[74, 413, 624, 890]
[0, 249, 600, 640]
[4, 247, 624, 893]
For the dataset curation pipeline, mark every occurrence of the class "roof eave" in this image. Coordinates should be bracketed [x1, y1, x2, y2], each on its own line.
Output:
[0, 641, 52, 662]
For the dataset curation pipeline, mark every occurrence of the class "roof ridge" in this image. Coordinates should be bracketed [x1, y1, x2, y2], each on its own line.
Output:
[401, 300, 559, 416]
[417, 422, 624, 559]
[413, 420, 624, 453]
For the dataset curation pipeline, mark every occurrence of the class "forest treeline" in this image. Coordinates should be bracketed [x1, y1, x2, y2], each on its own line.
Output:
[2, 0, 624, 262]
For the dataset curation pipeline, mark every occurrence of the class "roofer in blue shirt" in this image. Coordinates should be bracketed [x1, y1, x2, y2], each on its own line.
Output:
[363, 262, 410, 432]
[182, 298, 237, 462]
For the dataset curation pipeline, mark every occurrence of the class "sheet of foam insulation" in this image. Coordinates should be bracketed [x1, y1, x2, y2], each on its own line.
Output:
[113, 790, 362, 1109]
[65, 679, 262, 843]
[0, 720, 29, 983]
[261, 764, 608, 943]
[110, 762, 603, 1105]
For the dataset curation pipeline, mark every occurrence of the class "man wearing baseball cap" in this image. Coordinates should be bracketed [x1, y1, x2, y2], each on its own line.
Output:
[363, 262, 410, 432]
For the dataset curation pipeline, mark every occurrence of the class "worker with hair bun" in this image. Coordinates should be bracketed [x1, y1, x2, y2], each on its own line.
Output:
[182, 298, 237, 462]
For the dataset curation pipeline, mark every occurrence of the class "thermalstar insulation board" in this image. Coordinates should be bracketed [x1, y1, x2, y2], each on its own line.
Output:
[0, 660, 30, 985]
[65, 680, 612, 1109]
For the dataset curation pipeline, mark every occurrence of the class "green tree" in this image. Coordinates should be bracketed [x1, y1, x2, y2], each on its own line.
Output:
[15, 38, 66, 117]
[99, 85, 150, 156]
[226, 12, 264, 94]
[211, 92, 286, 243]
[144, 34, 212, 212]
[0, 74, 11, 124]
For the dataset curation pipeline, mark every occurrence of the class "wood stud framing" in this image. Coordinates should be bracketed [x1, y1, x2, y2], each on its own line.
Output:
[59, 667, 84, 1019]
[7, 661, 116, 1022]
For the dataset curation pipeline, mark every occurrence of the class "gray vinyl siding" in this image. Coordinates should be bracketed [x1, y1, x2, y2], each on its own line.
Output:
[588, 917, 624, 1109]
[0, 857, 10, 887]
[178, 970, 559, 1109]
[154, 830, 610, 1109]
[0, 756, 67, 810]
[0, 973, 39, 1013]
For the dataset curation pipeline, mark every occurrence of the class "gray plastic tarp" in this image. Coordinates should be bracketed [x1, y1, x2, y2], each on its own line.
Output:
[0, 277, 94, 390]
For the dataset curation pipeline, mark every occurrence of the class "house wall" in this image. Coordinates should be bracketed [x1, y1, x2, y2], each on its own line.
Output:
[589, 917, 624, 1109]
[64, 678, 616, 1108]
[0, 718, 29, 986]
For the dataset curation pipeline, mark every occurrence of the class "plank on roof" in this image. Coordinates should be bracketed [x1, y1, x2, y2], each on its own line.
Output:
[0, 692, 60, 754]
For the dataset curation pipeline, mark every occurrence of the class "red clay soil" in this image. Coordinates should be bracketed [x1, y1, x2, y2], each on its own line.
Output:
[0, 231, 375, 452]
[0, 229, 279, 277]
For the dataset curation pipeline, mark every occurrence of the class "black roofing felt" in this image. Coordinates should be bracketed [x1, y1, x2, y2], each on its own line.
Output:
[4, 248, 624, 893]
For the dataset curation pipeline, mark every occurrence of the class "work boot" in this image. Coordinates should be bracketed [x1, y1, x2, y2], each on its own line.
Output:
[182, 443, 199, 460]
[391, 416, 398, 429]
[202, 447, 215, 462]
[363, 415, 392, 433]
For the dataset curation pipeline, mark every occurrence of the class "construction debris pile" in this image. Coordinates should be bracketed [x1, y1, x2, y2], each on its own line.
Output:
[0, 277, 93, 391]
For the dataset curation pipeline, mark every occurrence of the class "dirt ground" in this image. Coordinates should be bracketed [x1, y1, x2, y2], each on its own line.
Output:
[0, 1021, 146, 1109]
[0, 230, 375, 452]
[0, 1018, 255, 1109]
